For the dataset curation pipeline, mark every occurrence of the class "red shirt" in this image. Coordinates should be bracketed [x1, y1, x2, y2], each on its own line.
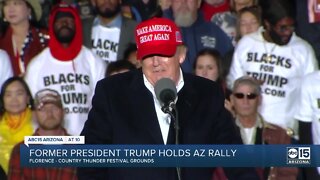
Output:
[7, 129, 77, 180]
[201, 1, 230, 21]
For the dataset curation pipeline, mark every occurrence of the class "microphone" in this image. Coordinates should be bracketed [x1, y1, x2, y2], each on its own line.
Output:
[154, 78, 177, 113]
[155, 78, 181, 180]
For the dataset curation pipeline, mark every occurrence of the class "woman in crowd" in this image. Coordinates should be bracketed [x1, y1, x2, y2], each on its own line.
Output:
[194, 48, 225, 86]
[211, 0, 260, 45]
[223, 5, 262, 81]
[0, 77, 34, 174]
[194, 48, 233, 112]
[0, 0, 48, 76]
[235, 5, 261, 41]
[194, 49, 235, 180]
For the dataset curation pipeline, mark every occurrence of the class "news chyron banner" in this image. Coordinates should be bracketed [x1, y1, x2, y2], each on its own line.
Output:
[21, 137, 320, 167]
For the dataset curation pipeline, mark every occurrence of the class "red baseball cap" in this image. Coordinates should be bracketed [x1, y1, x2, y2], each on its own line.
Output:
[135, 17, 183, 60]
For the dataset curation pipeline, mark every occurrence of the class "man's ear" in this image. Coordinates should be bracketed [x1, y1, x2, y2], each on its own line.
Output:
[177, 46, 187, 64]
[230, 94, 235, 106]
[264, 20, 271, 31]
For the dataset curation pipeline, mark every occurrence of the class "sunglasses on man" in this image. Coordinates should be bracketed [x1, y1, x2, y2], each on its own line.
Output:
[233, 93, 258, 100]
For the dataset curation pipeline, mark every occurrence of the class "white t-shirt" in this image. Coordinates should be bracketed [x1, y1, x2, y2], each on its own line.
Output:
[91, 25, 121, 63]
[228, 28, 318, 132]
[0, 50, 13, 88]
[235, 115, 263, 145]
[294, 71, 320, 174]
[25, 47, 106, 135]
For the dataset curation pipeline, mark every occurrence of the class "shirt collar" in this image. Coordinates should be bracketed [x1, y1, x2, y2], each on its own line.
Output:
[143, 68, 184, 99]
[235, 114, 264, 129]
[93, 14, 122, 28]
[33, 128, 69, 136]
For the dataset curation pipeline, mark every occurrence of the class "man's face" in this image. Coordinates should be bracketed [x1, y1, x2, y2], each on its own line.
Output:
[268, 17, 295, 46]
[172, 0, 200, 27]
[54, 16, 75, 43]
[36, 103, 63, 130]
[231, 84, 260, 118]
[141, 46, 186, 86]
[92, 0, 121, 18]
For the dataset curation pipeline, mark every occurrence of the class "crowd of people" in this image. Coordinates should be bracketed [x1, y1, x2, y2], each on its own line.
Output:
[0, 0, 319, 179]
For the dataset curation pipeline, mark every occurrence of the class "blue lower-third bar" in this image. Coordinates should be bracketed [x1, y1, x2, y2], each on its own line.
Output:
[20, 144, 319, 167]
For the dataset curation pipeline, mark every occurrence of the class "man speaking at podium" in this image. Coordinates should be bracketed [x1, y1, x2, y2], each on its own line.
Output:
[78, 17, 258, 180]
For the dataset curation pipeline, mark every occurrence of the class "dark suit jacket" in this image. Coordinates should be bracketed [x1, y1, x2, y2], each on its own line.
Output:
[78, 69, 259, 180]
[82, 15, 137, 61]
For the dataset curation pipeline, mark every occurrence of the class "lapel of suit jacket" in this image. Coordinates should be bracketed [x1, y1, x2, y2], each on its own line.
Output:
[175, 74, 199, 143]
[255, 127, 263, 144]
[128, 70, 164, 144]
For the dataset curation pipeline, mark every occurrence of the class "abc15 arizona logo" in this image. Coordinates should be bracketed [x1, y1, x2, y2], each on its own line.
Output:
[287, 147, 311, 164]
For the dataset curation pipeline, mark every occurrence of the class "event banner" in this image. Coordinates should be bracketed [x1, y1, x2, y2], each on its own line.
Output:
[20, 143, 320, 167]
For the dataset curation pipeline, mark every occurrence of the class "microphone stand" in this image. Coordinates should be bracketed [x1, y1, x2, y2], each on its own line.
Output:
[162, 102, 181, 180]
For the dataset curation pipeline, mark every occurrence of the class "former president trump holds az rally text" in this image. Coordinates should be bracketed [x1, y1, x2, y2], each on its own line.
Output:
[78, 17, 258, 180]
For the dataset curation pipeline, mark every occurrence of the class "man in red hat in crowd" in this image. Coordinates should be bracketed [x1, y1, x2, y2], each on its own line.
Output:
[78, 17, 258, 180]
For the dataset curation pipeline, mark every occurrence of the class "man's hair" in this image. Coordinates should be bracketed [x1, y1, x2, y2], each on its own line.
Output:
[123, 43, 137, 61]
[260, 0, 295, 26]
[105, 60, 136, 77]
[232, 76, 261, 95]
